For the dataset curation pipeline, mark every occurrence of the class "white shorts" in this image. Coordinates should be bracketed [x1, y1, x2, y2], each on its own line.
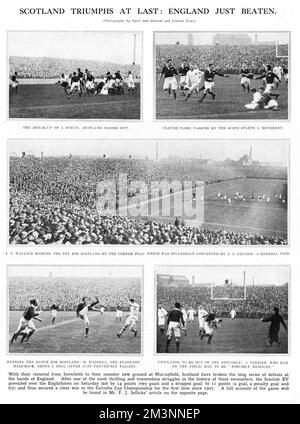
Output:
[70, 82, 81, 92]
[203, 321, 213, 336]
[179, 75, 187, 85]
[17, 317, 35, 332]
[166, 321, 181, 338]
[245, 102, 259, 110]
[188, 317, 194, 322]
[264, 83, 275, 94]
[241, 77, 250, 85]
[204, 81, 214, 92]
[127, 81, 135, 89]
[116, 311, 123, 318]
[188, 82, 201, 93]
[86, 81, 94, 90]
[79, 311, 89, 326]
[163, 77, 177, 91]
[198, 318, 205, 329]
[125, 316, 138, 329]
[11, 81, 19, 88]
[284, 74, 288, 81]
[158, 317, 166, 326]
[264, 99, 278, 109]
[51, 310, 57, 318]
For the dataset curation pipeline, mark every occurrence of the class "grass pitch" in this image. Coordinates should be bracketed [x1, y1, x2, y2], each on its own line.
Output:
[9, 311, 141, 354]
[157, 318, 288, 354]
[156, 75, 288, 120]
[9, 83, 140, 119]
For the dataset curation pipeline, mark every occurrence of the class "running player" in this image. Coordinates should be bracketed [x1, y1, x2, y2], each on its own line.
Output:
[117, 298, 139, 337]
[68, 72, 82, 99]
[199, 63, 229, 103]
[178, 59, 190, 96]
[165, 302, 185, 353]
[157, 304, 168, 334]
[157, 59, 178, 99]
[185, 64, 203, 101]
[76, 296, 100, 338]
[198, 305, 208, 337]
[200, 311, 222, 344]
[10, 299, 42, 345]
[230, 309, 237, 320]
[50, 304, 59, 325]
[273, 63, 283, 89]
[10, 71, 19, 93]
[85, 71, 95, 95]
[255, 65, 280, 94]
[240, 64, 253, 93]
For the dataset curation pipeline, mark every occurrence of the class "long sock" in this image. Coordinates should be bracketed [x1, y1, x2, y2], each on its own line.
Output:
[165, 338, 171, 352]
[199, 93, 207, 103]
[176, 341, 180, 353]
[85, 328, 89, 336]
[119, 326, 127, 335]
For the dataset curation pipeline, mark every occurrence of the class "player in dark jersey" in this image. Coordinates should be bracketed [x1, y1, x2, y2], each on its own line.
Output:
[157, 59, 178, 99]
[77, 68, 84, 91]
[50, 304, 59, 325]
[240, 64, 253, 93]
[10, 71, 19, 93]
[85, 72, 95, 95]
[178, 59, 190, 96]
[68, 72, 82, 99]
[10, 299, 42, 344]
[200, 311, 222, 344]
[76, 297, 100, 338]
[261, 306, 287, 346]
[165, 302, 185, 353]
[254, 65, 280, 94]
[199, 63, 229, 103]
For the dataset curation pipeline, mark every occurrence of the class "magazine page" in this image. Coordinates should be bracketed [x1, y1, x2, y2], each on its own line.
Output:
[1, 0, 299, 416]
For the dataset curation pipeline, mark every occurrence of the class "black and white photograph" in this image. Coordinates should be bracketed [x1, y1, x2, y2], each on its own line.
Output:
[8, 31, 141, 119]
[8, 265, 142, 354]
[9, 139, 288, 246]
[155, 32, 289, 120]
[156, 265, 289, 354]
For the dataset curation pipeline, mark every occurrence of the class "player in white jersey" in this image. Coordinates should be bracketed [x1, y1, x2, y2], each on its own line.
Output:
[244, 87, 264, 110]
[76, 297, 100, 338]
[198, 306, 208, 336]
[273, 64, 283, 88]
[126, 71, 135, 93]
[157, 304, 168, 334]
[230, 309, 237, 319]
[187, 307, 197, 323]
[181, 307, 188, 335]
[117, 298, 139, 337]
[185, 64, 203, 101]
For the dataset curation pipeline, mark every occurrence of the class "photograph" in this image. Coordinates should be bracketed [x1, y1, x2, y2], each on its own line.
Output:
[8, 265, 142, 354]
[9, 139, 288, 245]
[8, 31, 141, 119]
[156, 265, 289, 354]
[155, 32, 289, 120]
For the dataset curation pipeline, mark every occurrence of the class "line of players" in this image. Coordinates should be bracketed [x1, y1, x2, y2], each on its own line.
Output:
[57, 68, 136, 99]
[158, 303, 287, 353]
[10, 296, 140, 345]
[216, 191, 287, 206]
[158, 59, 288, 110]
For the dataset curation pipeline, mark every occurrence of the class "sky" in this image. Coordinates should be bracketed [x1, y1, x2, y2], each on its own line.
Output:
[8, 139, 288, 166]
[156, 266, 289, 286]
[8, 265, 142, 280]
[155, 32, 289, 45]
[8, 32, 142, 64]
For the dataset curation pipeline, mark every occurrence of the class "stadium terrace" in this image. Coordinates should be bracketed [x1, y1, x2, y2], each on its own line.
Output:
[168, 8, 209, 14]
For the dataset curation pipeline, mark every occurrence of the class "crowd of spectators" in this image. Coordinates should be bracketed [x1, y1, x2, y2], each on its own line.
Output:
[9, 277, 141, 311]
[9, 156, 288, 245]
[156, 44, 288, 74]
[9, 56, 140, 80]
[157, 284, 288, 318]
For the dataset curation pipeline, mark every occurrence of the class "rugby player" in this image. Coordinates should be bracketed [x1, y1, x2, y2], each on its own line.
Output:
[10, 299, 42, 345]
[76, 296, 100, 338]
[199, 63, 229, 103]
[261, 306, 287, 346]
[178, 59, 190, 96]
[165, 302, 185, 353]
[157, 304, 168, 334]
[117, 298, 139, 338]
[157, 59, 178, 99]
[50, 303, 59, 325]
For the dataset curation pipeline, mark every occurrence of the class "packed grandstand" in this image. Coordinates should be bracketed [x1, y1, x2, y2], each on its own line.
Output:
[9, 155, 288, 245]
